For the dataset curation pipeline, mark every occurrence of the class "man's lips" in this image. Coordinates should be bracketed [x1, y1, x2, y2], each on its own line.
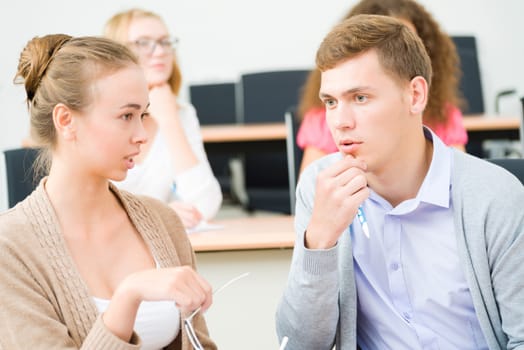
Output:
[338, 139, 362, 153]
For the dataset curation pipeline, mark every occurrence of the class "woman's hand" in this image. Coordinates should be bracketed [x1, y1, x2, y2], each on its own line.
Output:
[103, 266, 212, 341]
[169, 200, 204, 228]
[122, 266, 212, 313]
[148, 83, 179, 126]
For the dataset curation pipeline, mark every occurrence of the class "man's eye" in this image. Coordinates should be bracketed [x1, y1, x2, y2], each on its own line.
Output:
[324, 99, 337, 108]
[356, 95, 367, 103]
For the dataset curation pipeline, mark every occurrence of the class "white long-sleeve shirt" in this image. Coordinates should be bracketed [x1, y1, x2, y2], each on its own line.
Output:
[115, 102, 222, 220]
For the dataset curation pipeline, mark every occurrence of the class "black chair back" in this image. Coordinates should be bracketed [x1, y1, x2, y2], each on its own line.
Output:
[239, 69, 309, 213]
[4, 147, 42, 208]
[452, 36, 484, 114]
[520, 97, 524, 156]
[189, 82, 238, 125]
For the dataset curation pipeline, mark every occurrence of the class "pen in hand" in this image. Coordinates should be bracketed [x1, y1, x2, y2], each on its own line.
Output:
[279, 336, 289, 350]
[357, 206, 370, 239]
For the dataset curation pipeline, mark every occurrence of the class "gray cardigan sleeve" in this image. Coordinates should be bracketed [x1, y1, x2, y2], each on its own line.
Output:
[275, 165, 340, 350]
[452, 151, 524, 350]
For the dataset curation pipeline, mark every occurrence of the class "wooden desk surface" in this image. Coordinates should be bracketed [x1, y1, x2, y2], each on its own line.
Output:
[200, 115, 520, 143]
[188, 215, 295, 252]
[463, 115, 520, 131]
[201, 123, 287, 143]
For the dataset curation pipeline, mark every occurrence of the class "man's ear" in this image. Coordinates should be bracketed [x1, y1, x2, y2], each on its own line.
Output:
[408, 76, 429, 115]
[52, 103, 76, 141]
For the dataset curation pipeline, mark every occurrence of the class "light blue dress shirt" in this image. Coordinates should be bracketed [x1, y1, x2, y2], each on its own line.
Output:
[352, 129, 488, 349]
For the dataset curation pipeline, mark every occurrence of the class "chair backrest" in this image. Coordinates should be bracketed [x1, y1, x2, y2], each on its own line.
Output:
[3, 147, 42, 208]
[487, 158, 524, 185]
[238, 70, 310, 123]
[240, 69, 308, 188]
[451, 36, 484, 114]
[520, 97, 524, 156]
[285, 107, 303, 214]
[189, 82, 238, 125]
[238, 69, 309, 213]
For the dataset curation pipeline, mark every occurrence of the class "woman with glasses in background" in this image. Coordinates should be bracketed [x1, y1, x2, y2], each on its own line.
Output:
[104, 9, 222, 229]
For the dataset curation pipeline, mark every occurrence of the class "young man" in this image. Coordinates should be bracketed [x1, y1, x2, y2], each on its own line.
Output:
[276, 15, 524, 350]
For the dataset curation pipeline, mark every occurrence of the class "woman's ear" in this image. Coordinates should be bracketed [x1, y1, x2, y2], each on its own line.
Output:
[408, 76, 429, 115]
[52, 103, 76, 141]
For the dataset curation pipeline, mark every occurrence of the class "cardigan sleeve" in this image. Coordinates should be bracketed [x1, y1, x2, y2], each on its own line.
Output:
[275, 163, 340, 350]
[0, 219, 141, 350]
[452, 153, 524, 349]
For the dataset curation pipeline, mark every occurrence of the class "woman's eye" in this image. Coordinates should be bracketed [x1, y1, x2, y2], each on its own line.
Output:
[141, 112, 150, 120]
[122, 113, 133, 121]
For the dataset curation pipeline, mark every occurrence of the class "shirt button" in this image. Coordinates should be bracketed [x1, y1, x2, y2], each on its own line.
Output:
[390, 262, 400, 271]
[402, 311, 412, 322]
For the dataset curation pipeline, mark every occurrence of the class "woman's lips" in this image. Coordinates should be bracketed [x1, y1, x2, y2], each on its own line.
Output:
[124, 157, 135, 169]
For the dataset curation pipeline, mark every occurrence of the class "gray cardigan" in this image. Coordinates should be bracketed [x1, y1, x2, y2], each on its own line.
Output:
[276, 150, 524, 350]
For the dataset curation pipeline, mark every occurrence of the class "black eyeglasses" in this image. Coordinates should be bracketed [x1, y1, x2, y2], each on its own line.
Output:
[129, 36, 179, 56]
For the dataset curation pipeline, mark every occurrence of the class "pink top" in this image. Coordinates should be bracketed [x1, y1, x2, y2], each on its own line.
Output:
[297, 107, 338, 153]
[296, 105, 468, 153]
[425, 105, 468, 147]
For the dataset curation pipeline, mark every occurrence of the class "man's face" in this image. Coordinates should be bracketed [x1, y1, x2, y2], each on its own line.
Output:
[319, 49, 414, 173]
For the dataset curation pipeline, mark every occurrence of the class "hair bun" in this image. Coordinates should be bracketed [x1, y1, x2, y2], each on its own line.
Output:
[14, 34, 72, 101]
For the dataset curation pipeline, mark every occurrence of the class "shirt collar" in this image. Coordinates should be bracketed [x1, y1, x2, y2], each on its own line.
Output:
[415, 127, 452, 208]
[369, 127, 452, 211]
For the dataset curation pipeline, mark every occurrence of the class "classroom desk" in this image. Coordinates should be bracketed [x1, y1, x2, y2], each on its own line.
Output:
[189, 215, 295, 350]
[189, 215, 294, 251]
[201, 115, 521, 155]
[463, 115, 520, 142]
[201, 122, 287, 154]
[201, 123, 287, 143]
[462, 115, 520, 157]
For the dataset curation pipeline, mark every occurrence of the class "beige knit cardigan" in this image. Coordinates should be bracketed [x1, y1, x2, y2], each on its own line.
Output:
[0, 182, 216, 350]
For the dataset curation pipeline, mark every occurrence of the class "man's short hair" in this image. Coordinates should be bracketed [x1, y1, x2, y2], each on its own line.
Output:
[316, 14, 432, 87]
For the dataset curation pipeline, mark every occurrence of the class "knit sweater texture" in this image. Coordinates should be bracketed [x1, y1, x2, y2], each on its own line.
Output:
[0, 182, 216, 350]
[276, 150, 524, 349]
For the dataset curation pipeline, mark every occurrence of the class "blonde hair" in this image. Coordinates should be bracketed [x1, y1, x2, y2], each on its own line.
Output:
[14, 34, 138, 171]
[104, 8, 183, 95]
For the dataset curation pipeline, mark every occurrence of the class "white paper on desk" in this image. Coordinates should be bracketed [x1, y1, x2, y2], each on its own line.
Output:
[186, 221, 224, 234]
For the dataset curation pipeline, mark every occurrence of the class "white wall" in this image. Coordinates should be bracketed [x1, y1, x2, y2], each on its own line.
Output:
[1, 0, 524, 209]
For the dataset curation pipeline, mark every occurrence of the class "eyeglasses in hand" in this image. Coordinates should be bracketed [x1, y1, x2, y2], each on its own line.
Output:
[184, 272, 250, 350]
[129, 36, 179, 56]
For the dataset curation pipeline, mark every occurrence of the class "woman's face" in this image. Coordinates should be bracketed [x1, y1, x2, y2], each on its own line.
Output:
[72, 65, 149, 181]
[127, 16, 175, 87]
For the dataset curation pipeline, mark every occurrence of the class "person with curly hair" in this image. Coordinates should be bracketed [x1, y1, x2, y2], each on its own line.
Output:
[297, 0, 467, 173]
